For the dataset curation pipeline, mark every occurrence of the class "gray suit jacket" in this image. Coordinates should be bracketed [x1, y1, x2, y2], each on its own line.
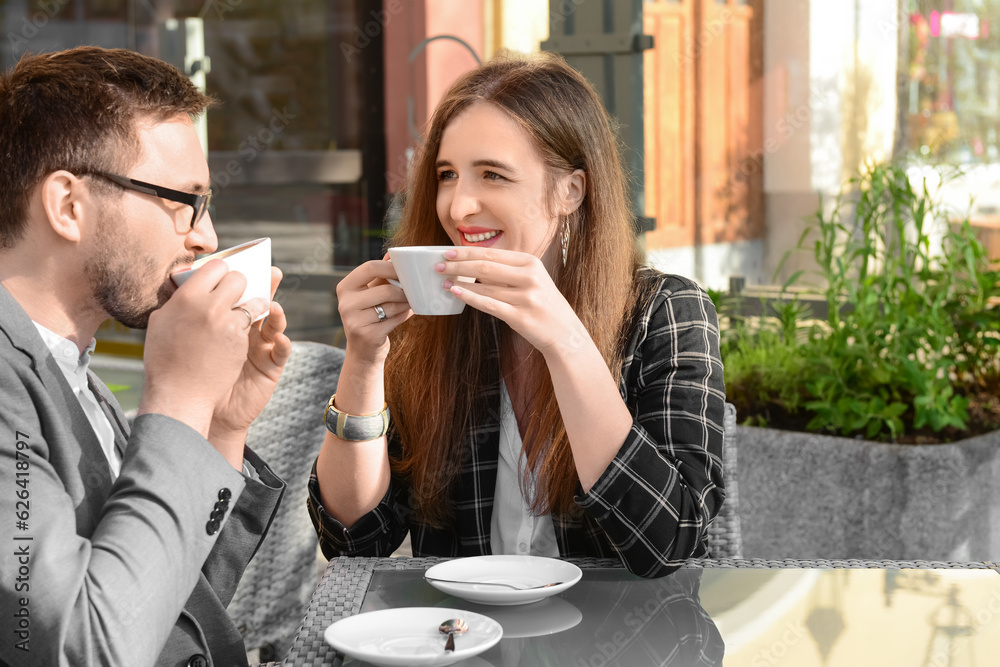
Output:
[0, 285, 285, 667]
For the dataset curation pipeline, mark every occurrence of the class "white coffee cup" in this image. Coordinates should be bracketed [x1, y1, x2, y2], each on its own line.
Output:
[171, 237, 272, 322]
[386, 246, 472, 316]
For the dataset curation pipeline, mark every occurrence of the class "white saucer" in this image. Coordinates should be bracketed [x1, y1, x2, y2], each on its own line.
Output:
[324, 607, 502, 667]
[424, 555, 583, 606]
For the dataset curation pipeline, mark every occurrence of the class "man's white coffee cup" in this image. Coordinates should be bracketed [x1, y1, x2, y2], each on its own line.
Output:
[171, 237, 272, 322]
[386, 246, 473, 316]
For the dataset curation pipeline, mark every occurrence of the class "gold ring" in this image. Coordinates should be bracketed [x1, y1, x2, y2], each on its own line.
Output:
[237, 306, 254, 330]
[373, 304, 387, 322]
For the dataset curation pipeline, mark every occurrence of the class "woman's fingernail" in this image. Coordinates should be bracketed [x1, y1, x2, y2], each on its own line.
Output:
[442, 280, 454, 289]
[444, 249, 458, 259]
[434, 262, 446, 273]
[450, 285, 463, 296]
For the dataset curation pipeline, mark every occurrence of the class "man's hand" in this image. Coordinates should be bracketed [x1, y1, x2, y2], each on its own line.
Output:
[139, 263, 292, 470]
[139, 259, 262, 440]
[207, 267, 292, 468]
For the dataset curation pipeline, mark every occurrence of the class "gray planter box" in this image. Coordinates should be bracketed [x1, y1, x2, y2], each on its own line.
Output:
[736, 425, 1000, 560]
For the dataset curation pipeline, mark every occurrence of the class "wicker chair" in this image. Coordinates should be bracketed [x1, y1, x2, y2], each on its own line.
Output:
[230, 341, 345, 662]
[706, 402, 742, 558]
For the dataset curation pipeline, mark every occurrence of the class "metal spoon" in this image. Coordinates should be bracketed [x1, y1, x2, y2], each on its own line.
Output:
[425, 575, 564, 591]
[439, 618, 468, 652]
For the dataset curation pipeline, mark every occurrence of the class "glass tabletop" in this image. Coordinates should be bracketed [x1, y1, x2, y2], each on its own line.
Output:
[340, 566, 1000, 667]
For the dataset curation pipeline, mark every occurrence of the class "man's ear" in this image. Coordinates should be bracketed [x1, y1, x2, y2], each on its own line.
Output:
[559, 168, 586, 215]
[40, 171, 87, 243]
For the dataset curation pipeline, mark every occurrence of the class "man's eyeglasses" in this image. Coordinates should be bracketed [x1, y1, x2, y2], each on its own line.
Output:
[83, 171, 212, 230]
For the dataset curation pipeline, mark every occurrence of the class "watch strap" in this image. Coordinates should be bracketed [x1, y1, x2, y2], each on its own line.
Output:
[323, 395, 390, 441]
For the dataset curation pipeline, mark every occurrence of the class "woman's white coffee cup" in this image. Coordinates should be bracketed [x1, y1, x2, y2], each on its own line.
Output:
[387, 246, 472, 316]
[171, 237, 272, 322]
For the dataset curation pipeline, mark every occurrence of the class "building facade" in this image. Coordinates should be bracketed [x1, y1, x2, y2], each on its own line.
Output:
[1, 0, 994, 348]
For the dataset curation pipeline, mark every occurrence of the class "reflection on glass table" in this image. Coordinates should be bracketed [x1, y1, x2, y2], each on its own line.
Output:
[350, 568, 723, 666]
[329, 565, 1000, 667]
[703, 568, 1000, 667]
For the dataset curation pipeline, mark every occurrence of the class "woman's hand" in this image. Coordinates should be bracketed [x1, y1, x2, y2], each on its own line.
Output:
[437, 245, 633, 493]
[336, 256, 411, 363]
[318, 257, 406, 526]
[436, 246, 588, 356]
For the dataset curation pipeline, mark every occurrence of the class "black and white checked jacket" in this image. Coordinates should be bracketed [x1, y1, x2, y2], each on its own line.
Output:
[309, 269, 727, 577]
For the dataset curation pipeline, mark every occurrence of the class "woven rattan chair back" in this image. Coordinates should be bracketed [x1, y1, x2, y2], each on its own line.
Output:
[706, 402, 743, 558]
[229, 341, 344, 661]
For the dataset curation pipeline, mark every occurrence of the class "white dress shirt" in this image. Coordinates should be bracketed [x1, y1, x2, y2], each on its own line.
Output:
[490, 382, 559, 557]
[33, 322, 121, 478]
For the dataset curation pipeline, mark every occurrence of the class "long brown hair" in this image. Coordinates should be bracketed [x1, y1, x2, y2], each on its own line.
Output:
[385, 50, 644, 525]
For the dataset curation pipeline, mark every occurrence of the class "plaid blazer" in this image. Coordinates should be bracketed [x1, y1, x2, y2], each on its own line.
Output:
[309, 268, 726, 577]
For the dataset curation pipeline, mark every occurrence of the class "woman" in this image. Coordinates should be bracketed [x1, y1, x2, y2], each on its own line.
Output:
[308, 51, 726, 577]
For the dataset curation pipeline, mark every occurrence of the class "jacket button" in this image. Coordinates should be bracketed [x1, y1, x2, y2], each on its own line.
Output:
[205, 519, 221, 535]
[218, 488, 232, 501]
[213, 500, 228, 513]
[186, 654, 209, 667]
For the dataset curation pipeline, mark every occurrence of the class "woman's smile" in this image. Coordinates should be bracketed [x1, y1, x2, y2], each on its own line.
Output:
[459, 226, 502, 245]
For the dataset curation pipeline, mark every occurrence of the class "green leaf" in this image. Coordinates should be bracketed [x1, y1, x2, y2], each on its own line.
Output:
[722, 159, 1000, 442]
[781, 270, 805, 293]
[882, 402, 908, 419]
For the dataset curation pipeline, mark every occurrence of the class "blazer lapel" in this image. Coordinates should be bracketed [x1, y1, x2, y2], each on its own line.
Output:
[463, 321, 503, 554]
[89, 370, 131, 456]
[0, 286, 115, 521]
[40, 347, 116, 482]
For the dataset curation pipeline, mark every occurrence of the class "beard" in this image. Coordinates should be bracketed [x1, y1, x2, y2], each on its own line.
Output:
[85, 207, 190, 330]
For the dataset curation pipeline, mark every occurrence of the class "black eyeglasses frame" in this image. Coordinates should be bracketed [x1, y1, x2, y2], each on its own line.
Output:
[83, 171, 212, 230]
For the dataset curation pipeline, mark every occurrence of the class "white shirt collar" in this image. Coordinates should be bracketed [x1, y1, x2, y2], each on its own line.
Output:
[31, 322, 97, 375]
[32, 321, 120, 477]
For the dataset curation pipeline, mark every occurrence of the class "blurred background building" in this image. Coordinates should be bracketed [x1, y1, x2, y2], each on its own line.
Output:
[1, 0, 997, 352]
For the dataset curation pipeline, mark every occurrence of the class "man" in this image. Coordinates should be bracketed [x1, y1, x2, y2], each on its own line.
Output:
[0, 47, 293, 666]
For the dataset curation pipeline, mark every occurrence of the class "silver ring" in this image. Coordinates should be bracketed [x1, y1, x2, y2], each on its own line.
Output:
[373, 304, 387, 322]
[236, 306, 254, 330]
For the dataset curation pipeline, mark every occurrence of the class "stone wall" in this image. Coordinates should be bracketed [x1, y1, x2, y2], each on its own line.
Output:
[736, 426, 1000, 561]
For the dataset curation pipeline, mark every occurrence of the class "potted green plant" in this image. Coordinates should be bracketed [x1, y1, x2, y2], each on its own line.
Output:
[715, 161, 1000, 561]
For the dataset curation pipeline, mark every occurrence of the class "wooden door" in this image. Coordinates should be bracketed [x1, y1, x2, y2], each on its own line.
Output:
[643, 0, 696, 248]
[643, 0, 763, 250]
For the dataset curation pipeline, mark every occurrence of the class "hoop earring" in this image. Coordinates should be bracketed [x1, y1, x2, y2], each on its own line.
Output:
[561, 218, 570, 267]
